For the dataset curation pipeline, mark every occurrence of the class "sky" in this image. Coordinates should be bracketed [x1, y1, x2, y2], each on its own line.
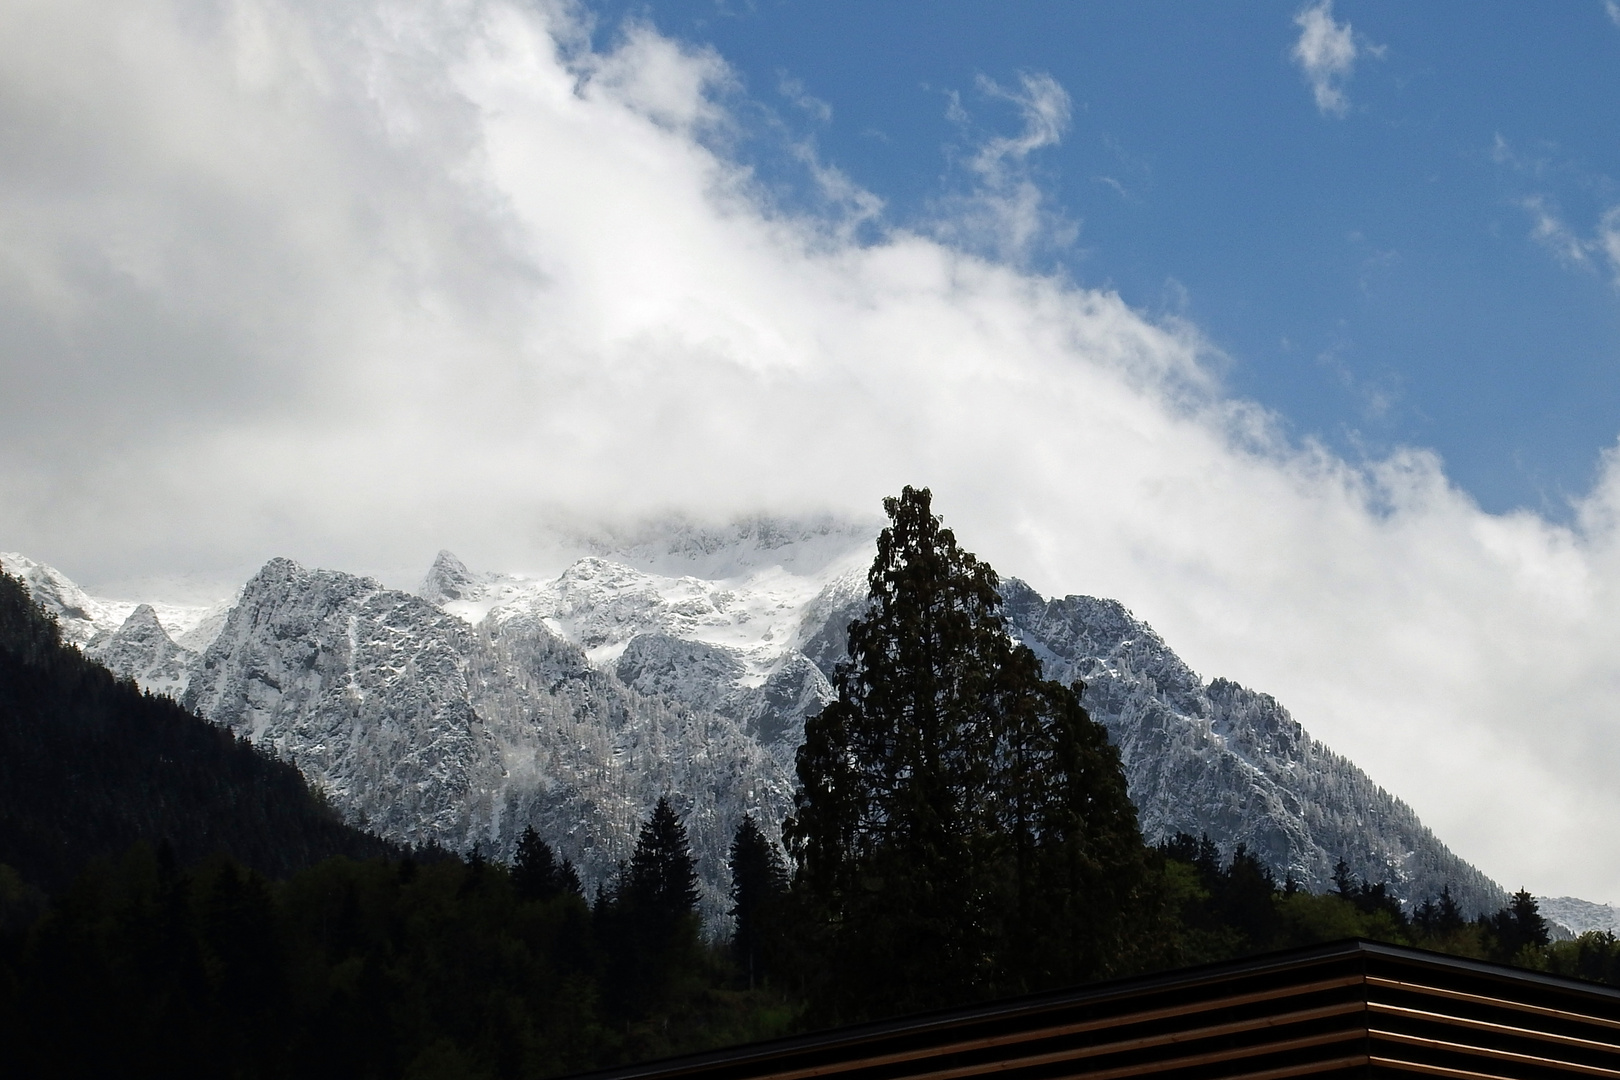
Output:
[3, 0, 1620, 904]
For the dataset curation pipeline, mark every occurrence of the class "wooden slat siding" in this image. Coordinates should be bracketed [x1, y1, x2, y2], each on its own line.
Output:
[1034, 1029, 1368, 1080]
[748, 980, 1371, 1080]
[1364, 977, 1620, 1035]
[1368, 1059, 1520, 1080]
[1194, 1056, 1370, 1080]
[864, 1001, 1371, 1080]
[572, 943, 1620, 1080]
[592, 951, 1379, 1080]
[1366, 1000, 1620, 1056]
[1367, 1028, 1620, 1079]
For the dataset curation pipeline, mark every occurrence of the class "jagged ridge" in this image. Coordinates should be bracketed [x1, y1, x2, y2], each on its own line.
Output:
[6, 527, 1510, 918]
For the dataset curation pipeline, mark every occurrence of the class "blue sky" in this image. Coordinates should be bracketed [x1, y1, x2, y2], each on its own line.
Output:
[586, 0, 1620, 517]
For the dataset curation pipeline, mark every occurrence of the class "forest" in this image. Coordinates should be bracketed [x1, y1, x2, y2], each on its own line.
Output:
[1, 489, 1617, 1079]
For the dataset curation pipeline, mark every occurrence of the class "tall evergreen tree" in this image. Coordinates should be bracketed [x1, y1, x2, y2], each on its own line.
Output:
[511, 825, 578, 902]
[624, 798, 699, 925]
[1488, 889, 1550, 962]
[729, 815, 787, 989]
[603, 797, 701, 1018]
[785, 487, 1144, 1019]
[1435, 886, 1466, 934]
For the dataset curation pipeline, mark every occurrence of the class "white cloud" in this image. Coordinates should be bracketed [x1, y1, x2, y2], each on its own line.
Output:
[1607, 0, 1620, 28]
[1599, 206, 1620, 283]
[1518, 194, 1620, 288]
[1523, 196, 1593, 268]
[1291, 0, 1361, 117]
[7, 0, 1620, 903]
[933, 72, 1078, 263]
[778, 72, 832, 124]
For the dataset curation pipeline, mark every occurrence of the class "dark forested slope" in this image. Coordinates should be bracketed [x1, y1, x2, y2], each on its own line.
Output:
[0, 567, 394, 891]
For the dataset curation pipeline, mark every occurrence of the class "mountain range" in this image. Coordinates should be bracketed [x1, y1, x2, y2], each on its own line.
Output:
[2, 522, 1511, 920]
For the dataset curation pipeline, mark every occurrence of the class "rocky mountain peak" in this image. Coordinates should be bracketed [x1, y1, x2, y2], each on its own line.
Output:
[420, 550, 477, 604]
[6, 540, 1516, 922]
[85, 604, 194, 700]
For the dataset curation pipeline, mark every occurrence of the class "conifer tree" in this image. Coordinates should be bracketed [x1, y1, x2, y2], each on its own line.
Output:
[1488, 889, 1550, 962]
[1436, 885, 1465, 934]
[786, 486, 1144, 1018]
[512, 825, 571, 903]
[729, 815, 787, 988]
[624, 797, 699, 925]
[603, 797, 700, 1017]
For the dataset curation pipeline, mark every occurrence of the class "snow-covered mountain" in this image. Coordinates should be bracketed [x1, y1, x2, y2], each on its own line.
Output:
[1540, 897, 1620, 938]
[174, 555, 797, 916]
[0, 551, 221, 648]
[1, 525, 1512, 918]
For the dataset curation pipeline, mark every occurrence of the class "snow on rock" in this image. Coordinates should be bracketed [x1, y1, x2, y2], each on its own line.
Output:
[6, 524, 1514, 922]
[1540, 896, 1620, 937]
[1, 551, 131, 646]
[1, 552, 225, 694]
[179, 556, 794, 920]
[86, 605, 196, 700]
[997, 580, 1506, 917]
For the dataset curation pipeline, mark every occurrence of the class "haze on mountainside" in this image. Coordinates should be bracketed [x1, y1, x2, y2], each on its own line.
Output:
[3, 0, 1620, 905]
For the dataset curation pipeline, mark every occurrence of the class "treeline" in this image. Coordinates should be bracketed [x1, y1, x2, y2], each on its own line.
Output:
[1143, 834, 1620, 981]
[3, 808, 1613, 1079]
[0, 807, 783, 1078]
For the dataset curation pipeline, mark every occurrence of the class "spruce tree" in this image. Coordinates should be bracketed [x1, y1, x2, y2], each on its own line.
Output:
[729, 815, 787, 988]
[785, 486, 1143, 1018]
[1489, 889, 1550, 962]
[512, 825, 562, 903]
[603, 797, 700, 1017]
[1436, 885, 1465, 934]
[624, 797, 699, 925]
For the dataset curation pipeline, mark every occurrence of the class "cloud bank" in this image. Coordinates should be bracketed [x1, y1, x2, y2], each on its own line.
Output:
[4, 0, 1620, 902]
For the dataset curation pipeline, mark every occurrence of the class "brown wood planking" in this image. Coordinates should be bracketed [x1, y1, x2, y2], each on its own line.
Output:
[1365, 976, 1620, 1034]
[1368, 1027, 1620, 1079]
[1366, 999, 1620, 1057]
[1368, 1057, 1518, 1080]
[748, 977, 1371, 1080]
[1200, 1057, 1370, 1080]
[865, 1001, 1370, 1080]
[574, 943, 1620, 1080]
[1036, 1028, 1367, 1080]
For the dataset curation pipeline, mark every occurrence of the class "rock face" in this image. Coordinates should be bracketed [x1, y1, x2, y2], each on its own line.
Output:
[1539, 897, 1620, 937]
[178, 557, 795, 919]
[1, 551, 133, 647]
[997, 583, 1506, 917]
[7, 523, 1510, 918]
[0, 551, 225, 657]
[86, 605, 196, 700]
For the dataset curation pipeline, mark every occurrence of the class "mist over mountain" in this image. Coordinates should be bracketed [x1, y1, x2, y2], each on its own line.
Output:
[3, 521, 1510, 917]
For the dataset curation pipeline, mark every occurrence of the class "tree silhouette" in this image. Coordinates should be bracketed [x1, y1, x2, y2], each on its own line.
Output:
[729, 815, 787, 989]
[511, 825, 578, 902]
[1488, 889, 1550, 962]
[603, 797, 701, 1017]
[786, 487, 1144, 1018]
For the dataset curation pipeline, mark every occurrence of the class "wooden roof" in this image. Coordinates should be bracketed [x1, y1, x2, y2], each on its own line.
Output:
[586, 941, 1620, 1080]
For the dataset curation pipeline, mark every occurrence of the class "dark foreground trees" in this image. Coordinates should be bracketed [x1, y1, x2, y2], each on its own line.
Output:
[785, 486, 1146, 1019]
[0, 802, 777, 1079]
